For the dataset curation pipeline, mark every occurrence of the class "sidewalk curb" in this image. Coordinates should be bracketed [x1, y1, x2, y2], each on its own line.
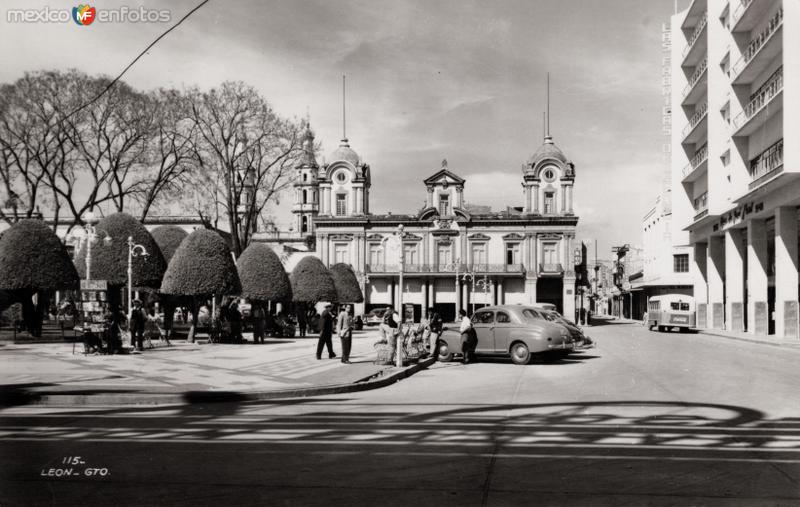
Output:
[1, 356, 437, 408]
[695, 329, 800, 349]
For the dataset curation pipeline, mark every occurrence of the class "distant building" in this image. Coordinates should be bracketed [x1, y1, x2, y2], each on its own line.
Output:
[299, 119, 581, 321]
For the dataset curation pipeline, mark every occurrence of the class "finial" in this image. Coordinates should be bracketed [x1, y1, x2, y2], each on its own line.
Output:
[342, 74, 347, 142]
[441, 158, 448, 169]
[546, 72, 550, 139]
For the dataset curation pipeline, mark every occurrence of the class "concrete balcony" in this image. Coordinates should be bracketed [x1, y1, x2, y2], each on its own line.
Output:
[681, 144, 709, 183]
[748, 138, 784, 191]
[731, 0, 774, 33]
[539, 263, 564, 275]
[682, 58, 708, 106]
[693, 192, 708, 222]
[682, 102, 709, 144]
[732, 68, 783, 136]
[365, 263, 525, 275]
[682, 13, 708, 67]
[730, 7, 783, 85]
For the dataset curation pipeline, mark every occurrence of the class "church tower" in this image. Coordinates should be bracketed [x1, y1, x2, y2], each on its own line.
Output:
[292, 119, 320, 235]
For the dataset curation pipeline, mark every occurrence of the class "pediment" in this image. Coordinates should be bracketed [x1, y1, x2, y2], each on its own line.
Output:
[468, 233, 491, 241]
[502, 233, 526, 241]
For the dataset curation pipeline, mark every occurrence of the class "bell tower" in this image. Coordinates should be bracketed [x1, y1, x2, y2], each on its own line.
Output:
[292, 119, 320, 235]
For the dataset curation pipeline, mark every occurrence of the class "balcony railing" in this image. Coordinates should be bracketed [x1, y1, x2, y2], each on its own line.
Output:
[731, 0, 755, 28]
[682, 102, 708, 139]
[732, 67, 783, 130]
[693, 191, 708, 214]
[682, 144, 709, 177]
[682, 13, 708, 58]
[730, 7, 783, 80]
[682, 57, 708, 98]
[365, 263, 525, 274]
[748, 138, 784, 189]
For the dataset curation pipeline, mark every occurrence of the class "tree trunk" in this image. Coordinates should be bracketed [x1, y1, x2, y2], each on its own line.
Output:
[188, 296, 198, 343]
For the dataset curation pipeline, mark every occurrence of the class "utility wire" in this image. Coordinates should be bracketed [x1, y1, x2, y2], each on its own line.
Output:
[63, 0, 211, 122]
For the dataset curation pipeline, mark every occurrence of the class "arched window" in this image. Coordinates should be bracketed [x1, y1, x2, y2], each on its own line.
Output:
[301, 216, 308, 233]
[303, 173, 308, 182]
[303, 189, 308, 204]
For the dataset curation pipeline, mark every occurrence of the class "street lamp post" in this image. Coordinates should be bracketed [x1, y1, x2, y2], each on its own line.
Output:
[72, 210, 111, 281]
[475, 274, 490, 310]
[461, 271, 474, 315]
[395, 224, 406, 368]
[126, 236, 148, 322]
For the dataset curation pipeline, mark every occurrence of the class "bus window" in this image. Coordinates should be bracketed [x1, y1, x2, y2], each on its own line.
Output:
[670, 302, 679, 310]
[680, 303, 690, 311]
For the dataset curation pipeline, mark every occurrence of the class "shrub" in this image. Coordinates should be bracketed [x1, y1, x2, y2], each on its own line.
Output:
[160, 229, 241, 297]
[73, 213, 166, 288]
[330, 263, 364, 303]
[0, 219, 79, 291]
[289, 256, 337, 303]
[150, 225, 188, 264]
[237, 243, 291, 302]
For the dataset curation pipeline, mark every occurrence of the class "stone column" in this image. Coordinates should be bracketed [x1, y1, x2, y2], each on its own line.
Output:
[462, 282, 469, 314]
[533, 185, 539, 213]
[693, 242, 709, 328]
[497, 279, 504, 305]
[490, 279, 496, 305]
[524, 184, 532, 213]
[707, 236, 725, 329]
[775, 207, 799, 337]
[725, 229, 746, 332]
[567, 185, 573, 213]
[561, 185, 566, 213]
[455, 279, 461, 317]
[427, 187, 433, 208]
[747, 219, 769, 335]
[428, 279, 435, 307]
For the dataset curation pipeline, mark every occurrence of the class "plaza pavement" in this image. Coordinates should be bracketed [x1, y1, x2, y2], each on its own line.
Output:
[0, 328, 434, 407]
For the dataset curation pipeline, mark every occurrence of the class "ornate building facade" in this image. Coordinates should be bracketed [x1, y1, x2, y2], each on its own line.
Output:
[294, 123, 581, 321]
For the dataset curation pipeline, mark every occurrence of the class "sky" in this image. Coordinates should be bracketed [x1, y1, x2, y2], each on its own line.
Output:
[0, 0, 687, 259]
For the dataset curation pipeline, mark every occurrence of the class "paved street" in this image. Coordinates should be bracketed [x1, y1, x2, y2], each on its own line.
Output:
[2, 320, 800, 506]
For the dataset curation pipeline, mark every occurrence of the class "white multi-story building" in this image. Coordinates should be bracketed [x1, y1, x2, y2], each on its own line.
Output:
[671, 0, 800, 337]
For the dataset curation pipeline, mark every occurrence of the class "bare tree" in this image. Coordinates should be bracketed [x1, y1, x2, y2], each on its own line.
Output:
[188, 81, 303, 256]
[135, 89, 196, 221]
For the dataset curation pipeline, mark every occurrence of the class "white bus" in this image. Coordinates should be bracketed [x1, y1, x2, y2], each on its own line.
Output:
[645, 294, 696, 332]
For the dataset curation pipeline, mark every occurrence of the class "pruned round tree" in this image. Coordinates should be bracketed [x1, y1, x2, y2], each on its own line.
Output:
[237, 243, 291, 303]
[149, 225, 189, 338]
[0, 219, 80, 336]
[160, 229, 241, 341]
[290, 256, 337, 303]
[73, 212, 167, 289]
[150, 225, 188, 264]
[330, 263, 364, 303]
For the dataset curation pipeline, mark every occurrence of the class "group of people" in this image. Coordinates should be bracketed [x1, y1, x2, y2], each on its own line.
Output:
[83, 299, 164, 355]
[316, 303, 355, 363]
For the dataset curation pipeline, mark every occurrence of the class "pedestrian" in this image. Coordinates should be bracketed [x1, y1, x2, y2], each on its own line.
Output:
[130, 299, 146, 352]
[337, 304, 354, 364]
[252, 304, 266, 344]
[297, 308, 307, 337]
[316, 303, 336, 360]
[426, 307, 443, 359]
[459, 309, 476, 364]
[228, 300, 243, 343]
[144, 305, 161, 348]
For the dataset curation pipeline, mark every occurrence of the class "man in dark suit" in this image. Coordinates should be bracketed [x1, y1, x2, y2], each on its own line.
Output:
[316, 303, 336, 360]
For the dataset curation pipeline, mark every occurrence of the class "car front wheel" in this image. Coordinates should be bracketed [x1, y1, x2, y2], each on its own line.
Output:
[510, 342, 531, 365]
[437, 341, 454, 362]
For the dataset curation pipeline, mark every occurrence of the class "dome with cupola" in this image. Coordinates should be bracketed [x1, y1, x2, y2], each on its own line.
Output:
[329, 138, 361, 166]
[524, 135, 569, 176]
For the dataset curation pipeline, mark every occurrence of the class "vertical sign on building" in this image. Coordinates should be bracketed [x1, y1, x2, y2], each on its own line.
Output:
[661, 23, 672, 164]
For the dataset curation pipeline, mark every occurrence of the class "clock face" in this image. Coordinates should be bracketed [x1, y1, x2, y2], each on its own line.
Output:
[542, 166, 557, 182]
[335, 170, 348, 184]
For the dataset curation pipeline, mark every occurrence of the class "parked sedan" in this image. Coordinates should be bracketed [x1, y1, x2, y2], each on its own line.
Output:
[538, 309, 593, 351]
[436, 305, 573, 365]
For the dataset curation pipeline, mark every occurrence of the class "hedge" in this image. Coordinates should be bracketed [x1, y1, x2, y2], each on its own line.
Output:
[237, 243, 291, 302]
[73, 212, 166, 288]
[329, 263, 364, 303]
[0, 219, 79, 291]
[289, 256, 337, 303]
[150, 225, 188, 264]
[160, 229, 241, 296]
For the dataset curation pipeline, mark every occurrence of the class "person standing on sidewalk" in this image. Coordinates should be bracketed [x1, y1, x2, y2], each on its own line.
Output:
[426, 307, 443, 359]
[337, 304, 354, 364]
[130, 299, 146, 352]
[316, 303, 336, 360]
[459, 309, 476, 364]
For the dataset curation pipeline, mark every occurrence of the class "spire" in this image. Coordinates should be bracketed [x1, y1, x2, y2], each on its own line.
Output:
[544, 72, 553, 145]
[341, 74, 349, 147]
[300, 113, 317, 168]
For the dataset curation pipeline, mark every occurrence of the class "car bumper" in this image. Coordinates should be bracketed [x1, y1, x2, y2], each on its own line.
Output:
[547, 341, 574, 351]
